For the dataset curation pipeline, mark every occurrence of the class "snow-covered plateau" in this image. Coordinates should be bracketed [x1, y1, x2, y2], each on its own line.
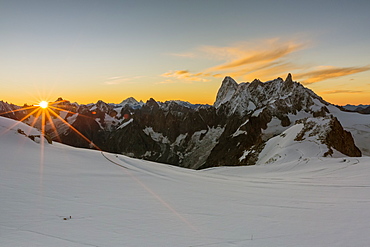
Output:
[1, 116, 370, 247]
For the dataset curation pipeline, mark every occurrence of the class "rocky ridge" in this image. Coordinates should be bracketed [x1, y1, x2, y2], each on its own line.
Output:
[342, 104, 370, 114]
[0, 74, 365, 169]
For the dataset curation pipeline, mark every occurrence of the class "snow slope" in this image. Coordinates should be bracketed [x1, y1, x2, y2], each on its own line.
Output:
[1, 116, 370, 247]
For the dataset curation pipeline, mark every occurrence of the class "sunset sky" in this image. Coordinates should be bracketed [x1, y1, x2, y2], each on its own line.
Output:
[1, 0, 370, 106]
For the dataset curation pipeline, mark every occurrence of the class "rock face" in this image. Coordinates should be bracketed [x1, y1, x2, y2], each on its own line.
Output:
[214, 73, 329, 117]
[3, 74, 363, 169]
[104, 100, 222, 169]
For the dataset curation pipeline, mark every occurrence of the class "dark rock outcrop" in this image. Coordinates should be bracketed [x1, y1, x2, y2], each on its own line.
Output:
[326, 117, 361, 157]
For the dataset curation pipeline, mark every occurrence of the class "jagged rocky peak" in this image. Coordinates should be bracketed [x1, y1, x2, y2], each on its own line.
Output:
[96, 99, 108, 106]
[120, 97, 137, 105]
[51, 98, 77, 114]
[285, 73, 293, 85]
[94, 100, 110, 112]
[120, 97, 144, 109]
[214, 76, 238, 108]
[166, 100, 193, 108]
[55, 97, 74, 104]
[161, 100, 189, 112]
[145, 98, 160, 109]
[161, 100, 210, 112]
[214, 74, 329, 116]
[119, 97, 144, 109]
[249, 78, 263, 87]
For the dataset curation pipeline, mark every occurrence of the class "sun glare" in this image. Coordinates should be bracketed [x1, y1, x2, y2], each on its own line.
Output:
[0, 98, 101, 151]
[39, 101, 49, 109]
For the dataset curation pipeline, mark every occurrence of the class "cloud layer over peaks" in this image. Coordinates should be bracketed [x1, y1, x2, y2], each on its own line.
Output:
[162, 38, 370, 85]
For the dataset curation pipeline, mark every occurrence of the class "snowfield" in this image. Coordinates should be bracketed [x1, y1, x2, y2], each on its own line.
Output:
[1, 116, 370, 246]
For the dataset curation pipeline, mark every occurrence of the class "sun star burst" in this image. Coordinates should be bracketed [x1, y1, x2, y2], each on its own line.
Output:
[38, 101, 49, 109]
[0, 99, 100, 150]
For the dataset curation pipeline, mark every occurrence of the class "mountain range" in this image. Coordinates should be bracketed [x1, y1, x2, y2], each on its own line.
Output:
[1, 74, 369, 169]
[342, 104, 370, 114]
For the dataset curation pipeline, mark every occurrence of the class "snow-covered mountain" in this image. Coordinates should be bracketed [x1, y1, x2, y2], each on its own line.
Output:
[215, 74, 328, 117]
[1, 74, 369, 169]
[342, 104, 370, 111]
[2, 115, 370, 246]
[119, 96, 144, 109]
[205, 74, 367, 168]
[342, 104, 370, 114]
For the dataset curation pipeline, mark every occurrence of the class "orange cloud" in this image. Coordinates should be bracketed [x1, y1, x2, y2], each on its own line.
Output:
[162, 39, 308, 83]
[223, 61, 299, 81]
[321, 90, 363, 94]
[203, 39, 306, 73]
[209, 44, 304, 72]
[245, 63, 303, 81]
[161, 70, 210, 82]
[296, 66, 370, 84]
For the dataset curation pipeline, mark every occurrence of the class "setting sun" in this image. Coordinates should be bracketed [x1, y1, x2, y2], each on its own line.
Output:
[38, 101, 49, 109]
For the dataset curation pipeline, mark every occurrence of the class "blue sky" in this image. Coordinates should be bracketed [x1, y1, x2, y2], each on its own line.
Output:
[1, 0, 370, 105]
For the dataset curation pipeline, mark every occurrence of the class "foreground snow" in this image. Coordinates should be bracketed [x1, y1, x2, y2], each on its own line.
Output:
[1, 117, 370, 246]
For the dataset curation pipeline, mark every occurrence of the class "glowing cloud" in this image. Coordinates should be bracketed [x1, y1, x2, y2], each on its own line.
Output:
[321, 90, 364, 94]
[223, 61, 301, 81]
[205, 40, 305, 72]
[163, 38, 308, 83]
[296, 66, 370, 84]
[161, 70, 210, 82]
